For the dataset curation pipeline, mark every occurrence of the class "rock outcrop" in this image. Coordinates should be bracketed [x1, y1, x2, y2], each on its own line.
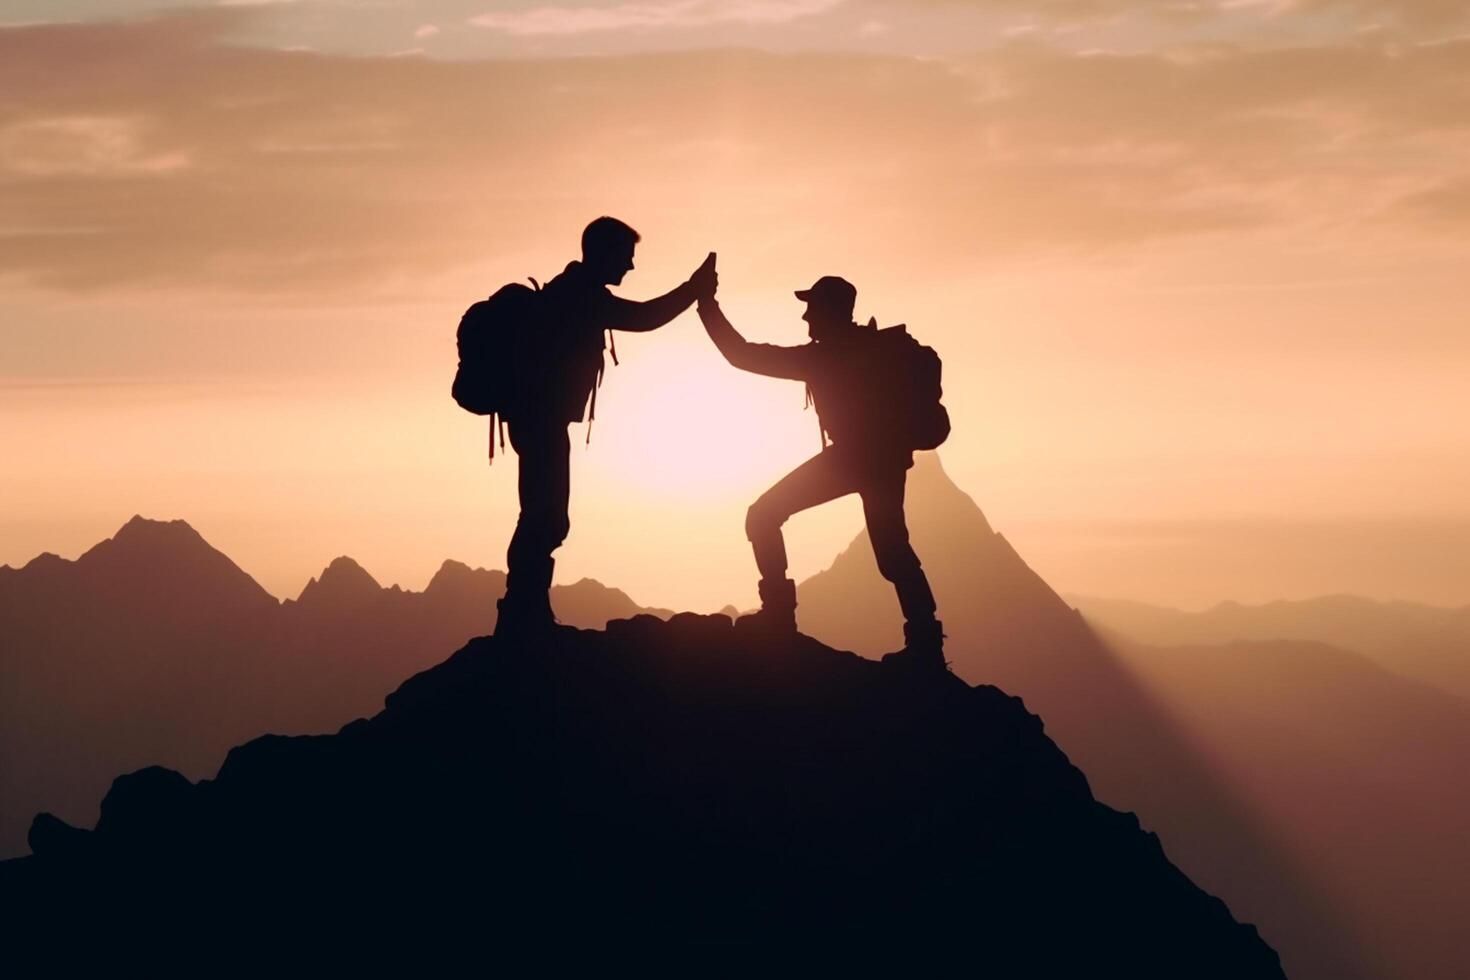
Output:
[3, 614, 1282, 975]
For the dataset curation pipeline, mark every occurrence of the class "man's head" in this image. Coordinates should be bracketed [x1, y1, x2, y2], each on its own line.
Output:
[581, 216, 640, 286]
[795, 275, 858, 342]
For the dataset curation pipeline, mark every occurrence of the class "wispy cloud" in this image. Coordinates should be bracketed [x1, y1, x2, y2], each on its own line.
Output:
[0, 116, 191, 177]
[2, 13, 1467, 294]
[1290, 0, 1470, 28]
[923, 0, 1469, 31]
[468, 0, 846, 35]
[1393, 174, 1470, 226]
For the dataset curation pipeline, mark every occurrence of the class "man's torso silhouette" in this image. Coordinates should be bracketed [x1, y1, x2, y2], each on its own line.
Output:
[497, 219, 709, 631]
[697, 279, 942, 659]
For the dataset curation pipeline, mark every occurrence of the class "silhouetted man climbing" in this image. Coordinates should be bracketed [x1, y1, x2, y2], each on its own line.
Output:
[497, 218, 715, 632]
[697, 263, 948, 668]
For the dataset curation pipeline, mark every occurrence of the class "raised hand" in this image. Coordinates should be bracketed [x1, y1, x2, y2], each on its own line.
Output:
[690, 251, 718, 301]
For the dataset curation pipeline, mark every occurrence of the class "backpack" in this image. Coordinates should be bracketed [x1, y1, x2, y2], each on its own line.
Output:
[880, 325, 950, 451]
[451, 279, 543, 458]
[809, 322, 949, 452]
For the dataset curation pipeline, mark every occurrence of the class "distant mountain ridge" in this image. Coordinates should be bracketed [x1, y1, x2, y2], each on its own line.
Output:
[7, 476, 1470, 978]
[1071, 593, 1470, 700]
[0, 516, 670, 859]
[3, 515, 277, 626]
[1103, 630, 1470, 980]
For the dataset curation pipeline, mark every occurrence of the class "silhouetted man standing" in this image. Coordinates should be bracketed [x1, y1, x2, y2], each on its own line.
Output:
[498, 217, 715, 633]
[697, 268, 945, 668]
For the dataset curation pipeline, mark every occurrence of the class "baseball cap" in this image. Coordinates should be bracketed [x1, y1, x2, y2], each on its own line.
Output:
[794, 275, 857, 315]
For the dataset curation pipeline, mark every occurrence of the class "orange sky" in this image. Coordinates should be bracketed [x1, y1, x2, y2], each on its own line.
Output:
[3, 4, 1469, 610]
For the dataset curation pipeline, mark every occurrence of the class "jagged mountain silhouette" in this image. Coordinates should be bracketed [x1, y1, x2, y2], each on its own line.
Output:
[796, 453, 1467, 980]
[294, 554, 384, 606]
[3, 615, 1284, 976]
[1, 517, 281, 861]
[0, 516, 668, 859]
[7, 514, 278, 623]
[7, 489, 1465, 976]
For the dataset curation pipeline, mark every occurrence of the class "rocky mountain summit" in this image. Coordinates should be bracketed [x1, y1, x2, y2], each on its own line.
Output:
[5, 614, 1282, 974]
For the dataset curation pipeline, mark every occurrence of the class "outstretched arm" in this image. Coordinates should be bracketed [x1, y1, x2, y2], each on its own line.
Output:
[601, 252, 717, 333]
[697, 297, 815, 381]
[600, 279, 699, 333]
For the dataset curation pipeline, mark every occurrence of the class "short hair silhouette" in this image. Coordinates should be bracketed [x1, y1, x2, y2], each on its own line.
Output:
[582, 216, 640, 259]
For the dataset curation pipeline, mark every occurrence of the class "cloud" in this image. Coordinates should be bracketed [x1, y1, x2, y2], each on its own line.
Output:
[1393, 174, 1470, 226]
[916, 0, 1470, 30]
[468, 0, 846, 35]
[901, 0, 1248, 22]
[0, 13, 1466, 295]
[414, 24, 441, 38]
[1291, 0, 1470, 28]
[0, 116, 191, 177]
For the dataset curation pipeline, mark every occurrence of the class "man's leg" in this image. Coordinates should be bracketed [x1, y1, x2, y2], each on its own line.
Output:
[502, 418, 571, 630]
[743, 450, 858, 629]
[860, 467, 943, 657]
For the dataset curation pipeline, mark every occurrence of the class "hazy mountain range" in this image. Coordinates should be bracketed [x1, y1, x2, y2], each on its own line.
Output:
[795, 455, 1469, 980]
[3, 454, 1467, 979]
[1072, 593, 1470, 701]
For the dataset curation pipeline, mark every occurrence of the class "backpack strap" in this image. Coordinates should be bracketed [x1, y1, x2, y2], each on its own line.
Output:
[586, 383, 597, 445]
[586, 331, 618, 447]
[804, 384, 829, 449]
[487, 412, 506, 463]
[586, 356, 606, 446]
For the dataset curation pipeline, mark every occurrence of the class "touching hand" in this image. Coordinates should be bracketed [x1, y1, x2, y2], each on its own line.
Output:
[690, 251, 718, 301]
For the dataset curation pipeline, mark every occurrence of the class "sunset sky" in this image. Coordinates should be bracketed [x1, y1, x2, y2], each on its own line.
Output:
[3, 0, 1469, 610]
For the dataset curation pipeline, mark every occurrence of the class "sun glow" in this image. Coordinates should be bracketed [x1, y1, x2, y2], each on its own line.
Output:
[586, 296, 828, 503]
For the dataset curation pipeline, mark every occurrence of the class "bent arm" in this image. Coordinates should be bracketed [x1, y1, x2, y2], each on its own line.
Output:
[698, 298, 813, 380]
[601, 279, 699, 333]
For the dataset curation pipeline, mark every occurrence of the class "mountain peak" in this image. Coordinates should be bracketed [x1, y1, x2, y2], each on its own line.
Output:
[432, 558, 475, 580]
[425, 558, 487, 591]
[797, 451, 1053, 656]
[19, 551, 68, 573]
[907, 452, 995, 536]
[297, 556, 381, 605]
[63, 515, 277, 611]
[83, 516, 230, 573]
[113, 514, 205, 543]
[423, 559, 506, 601]
[322, 555, 378, 586]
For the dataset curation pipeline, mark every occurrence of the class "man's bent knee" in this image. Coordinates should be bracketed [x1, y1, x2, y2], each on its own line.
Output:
[745, 501, 783, 542]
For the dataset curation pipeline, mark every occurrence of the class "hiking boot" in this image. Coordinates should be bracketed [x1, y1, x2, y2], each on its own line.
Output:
[735, 577, 798, 634]
[881, 618, 948, 673]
